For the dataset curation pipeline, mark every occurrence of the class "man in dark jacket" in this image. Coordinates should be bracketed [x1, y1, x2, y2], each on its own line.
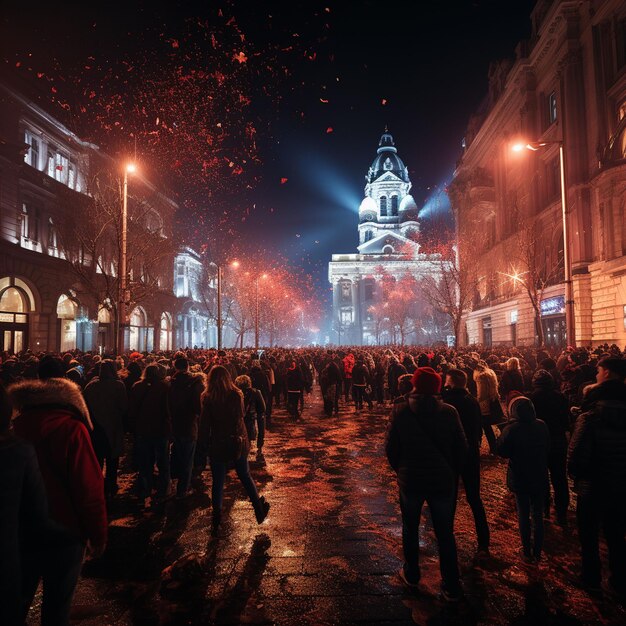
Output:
[387, 357, 408, 400]
[497, 395, 550, 563]
[443, 368, 490, 555]
[351, 357, 371, 411]
[320, 357, 342, 416]
[167, 357, 205, 498]
[386, 367, 468, 601]
[529, 369, 570, 525]
[568, 357, 626, 592]
[10, 371, 108, 625]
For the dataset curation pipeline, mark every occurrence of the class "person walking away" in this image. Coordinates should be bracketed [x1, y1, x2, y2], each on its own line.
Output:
[83, 359, 128, 500]
[528, 369, 570, 525]
[500, 357, 525, 403]
[387, 357, 408, 401]
[286, 360, 304, 419]
[167, 356, 205, 499]
[249, 360, 271, 423]
[496, 395, 550, 564]
[129, 364, 171, 505]
[320, 358, 341, 417]
[568, 357, 626, 593]
[235, 375, 267, 464]
[200, 365, 269, 536]
[0, 383, 51, 626]
[11, 365, 107, 625]
[351, 357, 371, 411]
[261, 359, 275, 427]
[343, 352, 355, 402]
[443, 368, 490, 555]
[386, 367, 468, 601]
[473, 362, 502, 454]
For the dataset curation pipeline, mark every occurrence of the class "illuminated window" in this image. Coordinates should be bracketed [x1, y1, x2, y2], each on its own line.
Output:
[24, 131, 40, 169]
[340, 309, 353, 324]
[48, 218, 58, 249]
[380, 196, 387, 216]
[548, 91, 557, 124]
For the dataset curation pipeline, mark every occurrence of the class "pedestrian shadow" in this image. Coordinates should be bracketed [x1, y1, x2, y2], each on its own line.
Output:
[208, 533, 272, 624]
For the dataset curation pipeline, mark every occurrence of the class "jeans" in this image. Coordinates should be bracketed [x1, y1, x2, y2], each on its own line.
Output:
[22, 536, 85, 626]
[210, 455, 261, 516]
[344, 378, 352, 402]
[515, 491, 545, 558]
[481, 415, 497, 452]
[577, 492, 626, 587]
[171, 437, 196, 496]
[461, 454, 490, 549]
[398, 488, 461, 593]
[136, 435, 171, 499]
[545, 447, 569, 521]
[245, 413, 266, 452]
[287, 391, 301, 418]
[353, 384, 366, 409]
[91, 422, 119, 496]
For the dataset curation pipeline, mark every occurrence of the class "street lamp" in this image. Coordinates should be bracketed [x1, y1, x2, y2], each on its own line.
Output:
[117, 162, 136, 355]
[511, 140, 575, 347]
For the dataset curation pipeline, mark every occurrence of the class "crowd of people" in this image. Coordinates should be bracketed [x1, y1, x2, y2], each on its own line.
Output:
[0, 341, 624, 622]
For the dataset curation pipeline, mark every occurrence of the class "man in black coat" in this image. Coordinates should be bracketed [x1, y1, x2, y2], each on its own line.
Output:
[528, 369, 570, 525]
[443, 368, 490, 554]
[569, 357, 626, 592]
[386, 367, 468, 601]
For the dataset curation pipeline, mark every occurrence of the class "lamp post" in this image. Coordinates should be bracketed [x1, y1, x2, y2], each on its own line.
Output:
[117, 162, 136, 355]
[512, 141, 575, 347]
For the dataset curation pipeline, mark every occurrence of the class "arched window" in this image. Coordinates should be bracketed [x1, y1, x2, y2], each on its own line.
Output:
[129, 307, 151, 352]
[390, 195, 399, 216]
[0, 287, 27, 313]
[97, 306, 111, 324]
[57, 294, 78, 352]
[160, 312, 172, 351]
[382, 244, 394, 254]
[364, 230, 374, 243]
[380, 196, 387, 216]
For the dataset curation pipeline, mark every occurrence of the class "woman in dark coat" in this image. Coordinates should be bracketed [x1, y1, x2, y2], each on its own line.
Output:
[499, 357, 525, 403]
[129, 364, 171, 503]
[496, 395, 550, 563]
[200, 366, 269, 536]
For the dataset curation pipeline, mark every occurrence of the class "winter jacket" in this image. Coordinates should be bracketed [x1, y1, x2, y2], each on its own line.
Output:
[0, 433, 50, 626]
[167, 371, 205, 439]
[286, 367, 304, 393]
[474, 368, 499, 416]
[320, 361, 342, 391]
[387, 362, 408, 396]
[386, 393, 468, 496]
[568, 379, 626, 496]
[200, 389, 249, 463]
[442, 387, 483, 460]
[129, 379, 171, 438]
[10, 378, 107, 547]
[496, 404, 550, 494]
[83, 376, 128, 457]
[250, 366, 271, 401]
[343, 354, 355, 379]
[352, 362, 370, 386]
[499, 369, 525, 401]
[528, 383, 570, 454]
[243, 387, 266, 419]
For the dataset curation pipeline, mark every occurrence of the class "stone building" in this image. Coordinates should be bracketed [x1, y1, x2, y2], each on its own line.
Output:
[449, 0, 626, 348]
[0, 80, 217, 353]
[328, 132, 444, 345]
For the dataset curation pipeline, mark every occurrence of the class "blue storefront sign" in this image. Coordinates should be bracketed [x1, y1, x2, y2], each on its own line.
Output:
[541, 295, 565, 317]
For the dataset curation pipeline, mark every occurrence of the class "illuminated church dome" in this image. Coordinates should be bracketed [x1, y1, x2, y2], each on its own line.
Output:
[366, 132, 409, 183]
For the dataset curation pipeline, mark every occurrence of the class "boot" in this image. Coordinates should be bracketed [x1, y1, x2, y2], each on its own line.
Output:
[211, 511, 221, 537]
[255, 496, 270, 524]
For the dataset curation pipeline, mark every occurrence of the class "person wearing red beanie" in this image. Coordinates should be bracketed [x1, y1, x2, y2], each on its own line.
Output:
[386, 368, 468, 601]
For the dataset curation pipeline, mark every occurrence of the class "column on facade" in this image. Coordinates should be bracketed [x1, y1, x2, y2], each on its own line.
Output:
[351, 277, 362, 345]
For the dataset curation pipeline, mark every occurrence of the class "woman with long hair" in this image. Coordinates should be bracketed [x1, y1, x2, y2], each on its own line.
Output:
[200, 365, 269, 536]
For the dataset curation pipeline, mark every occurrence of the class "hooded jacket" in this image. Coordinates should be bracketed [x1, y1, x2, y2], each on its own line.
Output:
[568, 379, 626, 496]
[10, 378, 107, 547]
[129, 378, 171, 438]
[386, 393, 468, 496]
[473, 367, 499, 416]
[167, 370, 205, 439]
[528, 374, 570, 453]
[496, 397, 550, 493]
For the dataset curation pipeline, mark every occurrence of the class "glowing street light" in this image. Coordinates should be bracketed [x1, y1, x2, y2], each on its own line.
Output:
[117, 162, 136, 355]
[511, 140, 575, 346]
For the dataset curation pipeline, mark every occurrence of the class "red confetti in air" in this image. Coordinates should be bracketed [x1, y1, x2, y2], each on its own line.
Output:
[326, 127, 333, 133]
[233, 51, 247, 64]
[382, 98, 387, 105]
[280, 177, 288, 185]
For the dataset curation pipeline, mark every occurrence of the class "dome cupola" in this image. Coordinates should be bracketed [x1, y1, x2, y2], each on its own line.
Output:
[367, 130, 409, 184]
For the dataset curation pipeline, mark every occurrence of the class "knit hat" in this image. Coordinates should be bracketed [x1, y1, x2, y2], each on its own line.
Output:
[508, 395, 536, 421]
[38, 356, 65, 380]
[411, 367, 442, 395]
[532, 369, 553, 388]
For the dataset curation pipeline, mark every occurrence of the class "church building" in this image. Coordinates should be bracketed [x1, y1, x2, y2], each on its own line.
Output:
[328, 132, 444, 345]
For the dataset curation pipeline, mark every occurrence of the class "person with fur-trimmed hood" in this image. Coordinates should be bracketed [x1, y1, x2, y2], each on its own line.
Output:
[10, 359, 107, 626]
[473, 361, 502, 454]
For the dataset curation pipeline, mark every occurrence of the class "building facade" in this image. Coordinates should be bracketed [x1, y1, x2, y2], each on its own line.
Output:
[449, 0, 626, 348]
[0, 80, 217, 353]
[328, 132, 444, 345]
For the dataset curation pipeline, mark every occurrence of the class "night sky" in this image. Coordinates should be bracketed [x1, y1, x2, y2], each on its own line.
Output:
[1, 0, 535, 313]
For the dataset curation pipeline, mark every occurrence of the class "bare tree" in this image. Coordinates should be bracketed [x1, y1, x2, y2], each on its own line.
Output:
[421, 242, 478, 348]
[56, 170, 175, 346]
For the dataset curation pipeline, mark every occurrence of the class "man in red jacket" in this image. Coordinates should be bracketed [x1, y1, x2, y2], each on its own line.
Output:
[10, 358, 107, 626]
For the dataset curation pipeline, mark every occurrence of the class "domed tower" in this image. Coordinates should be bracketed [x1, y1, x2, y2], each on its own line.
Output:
[358, 131, 420, 252]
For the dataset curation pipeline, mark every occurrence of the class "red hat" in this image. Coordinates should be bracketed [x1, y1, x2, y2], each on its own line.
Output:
[411, 367, 442, 395]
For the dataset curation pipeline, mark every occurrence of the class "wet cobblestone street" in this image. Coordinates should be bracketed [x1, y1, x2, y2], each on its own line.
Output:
[31, 388, 626, 625]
